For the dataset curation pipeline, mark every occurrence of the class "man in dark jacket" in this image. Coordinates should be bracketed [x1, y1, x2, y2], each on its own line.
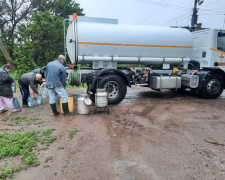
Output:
[18, 72, 42, 107]
[0, 64, 22, 114]
[45, 55, 73, 116]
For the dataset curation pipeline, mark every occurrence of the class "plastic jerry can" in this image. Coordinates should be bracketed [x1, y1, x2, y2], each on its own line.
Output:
[38, 86, 45, 94]
[37, 95, 43, 105]
[11, 82, 16, 93]
[13, 98, 21, 109]
[27, 96, 35, 108]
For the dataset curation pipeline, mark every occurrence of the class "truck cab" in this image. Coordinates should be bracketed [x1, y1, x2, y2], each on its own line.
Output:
[191, 29, 225, 71]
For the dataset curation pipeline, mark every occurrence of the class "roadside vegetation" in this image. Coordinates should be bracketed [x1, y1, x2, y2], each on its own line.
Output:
[0, 115, 80, 179]
[0, 0, 84, 77]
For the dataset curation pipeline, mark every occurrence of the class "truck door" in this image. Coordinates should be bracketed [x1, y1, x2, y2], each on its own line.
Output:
[213, 31, 225, 70]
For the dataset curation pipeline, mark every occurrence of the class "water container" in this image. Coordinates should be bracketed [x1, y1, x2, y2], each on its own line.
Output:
[42, 88, 48, 98]
[13, 98, 21, 109]
[60, 97, 74, 114]
[27, 96, 35, 108]
[37, 95, 43, 105]
[95, 89, 108, 107]
[77, 94, 92, 114]
[38, 86, 45, 94]
[11, 82, 16, 93]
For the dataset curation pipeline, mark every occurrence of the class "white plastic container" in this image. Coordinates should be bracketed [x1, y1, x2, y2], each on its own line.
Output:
[95, 89, 108, 108]
[77, 94, 92, 114]
[37, 95, 43, 106]
[27, 96, 35, 108]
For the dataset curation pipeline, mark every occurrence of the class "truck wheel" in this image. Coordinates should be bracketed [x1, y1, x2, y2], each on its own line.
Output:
[98, 74, 127, 105]
[199, 74, 224, 99]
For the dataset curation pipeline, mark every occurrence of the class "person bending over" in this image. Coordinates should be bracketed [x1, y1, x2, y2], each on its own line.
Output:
[18, 72, 42, 107]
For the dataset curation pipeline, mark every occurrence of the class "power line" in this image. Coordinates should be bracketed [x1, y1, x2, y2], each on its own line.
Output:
[135, 0, 175, 25]
[133, 0, 225, 13]
[161, 11, 192, 26]
[134, 0, 166, 24]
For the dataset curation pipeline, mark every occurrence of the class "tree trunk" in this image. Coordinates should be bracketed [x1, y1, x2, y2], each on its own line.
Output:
[0, 38, 12, 63]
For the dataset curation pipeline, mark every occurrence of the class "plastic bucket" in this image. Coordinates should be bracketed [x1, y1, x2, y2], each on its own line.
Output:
[60, 97, 74, 114]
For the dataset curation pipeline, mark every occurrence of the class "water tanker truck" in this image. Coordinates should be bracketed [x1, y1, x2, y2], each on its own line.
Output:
[64, 14, 225, 104]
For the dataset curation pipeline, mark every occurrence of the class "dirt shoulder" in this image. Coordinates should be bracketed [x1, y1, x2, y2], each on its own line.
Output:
[0, 86, 225, 180]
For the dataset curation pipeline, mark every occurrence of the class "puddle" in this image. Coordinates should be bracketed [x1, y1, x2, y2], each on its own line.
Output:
[219, 91, 225, 98]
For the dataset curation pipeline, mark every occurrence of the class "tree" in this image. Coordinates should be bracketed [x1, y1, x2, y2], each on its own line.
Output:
[0, 0, 84, 62]
[0, 0, 35, 58]
[35, 0, 84, 18]
[13, 11, 69, 75]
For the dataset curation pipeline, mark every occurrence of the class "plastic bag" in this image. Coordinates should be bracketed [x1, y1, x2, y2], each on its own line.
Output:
[42, 88, 48, 98]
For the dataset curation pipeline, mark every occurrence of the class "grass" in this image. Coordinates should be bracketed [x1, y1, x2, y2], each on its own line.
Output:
[42, 128, 55, 136]
[0, 164, 21, 179]
[0, 115, 81, 179]
[0, 117, 9, 122]
[0, 131, 39, 165]
[0, 128, 57, 179]
[45, 156, 53, 163]
[68, 129, 80, 139]
[1, 116, 45, 126]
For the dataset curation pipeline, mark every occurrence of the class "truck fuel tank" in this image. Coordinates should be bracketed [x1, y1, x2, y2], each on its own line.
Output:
[149, 76, 181, 90]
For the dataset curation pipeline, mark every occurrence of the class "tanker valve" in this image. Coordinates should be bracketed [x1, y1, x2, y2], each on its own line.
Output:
[68, 64, 74, 69]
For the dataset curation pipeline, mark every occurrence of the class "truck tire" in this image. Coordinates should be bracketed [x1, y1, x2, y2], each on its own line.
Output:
[199, 74, 224, 99]
[98, 74, 127, 105]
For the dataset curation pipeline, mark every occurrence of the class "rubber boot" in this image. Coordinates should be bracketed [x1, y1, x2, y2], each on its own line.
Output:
[50, 103, 60, 116]
[62, 103, 74, 116]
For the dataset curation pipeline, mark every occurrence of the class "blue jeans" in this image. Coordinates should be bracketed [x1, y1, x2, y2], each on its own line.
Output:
[48, 87, 68, 104]
[18, 78, 30, 106]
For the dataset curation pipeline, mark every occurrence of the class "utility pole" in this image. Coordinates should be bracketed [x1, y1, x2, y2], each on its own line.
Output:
[191, 0, 204, 32]
[191, 0, 198, 32]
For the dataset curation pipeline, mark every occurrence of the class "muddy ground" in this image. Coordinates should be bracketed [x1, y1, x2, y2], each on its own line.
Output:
[1, 86, 225, 180]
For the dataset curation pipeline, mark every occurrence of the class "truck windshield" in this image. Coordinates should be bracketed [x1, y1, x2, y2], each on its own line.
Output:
[217, 32, 225, 52]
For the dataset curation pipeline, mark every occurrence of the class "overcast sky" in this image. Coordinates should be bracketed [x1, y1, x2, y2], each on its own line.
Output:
[75, 0, 225, 29]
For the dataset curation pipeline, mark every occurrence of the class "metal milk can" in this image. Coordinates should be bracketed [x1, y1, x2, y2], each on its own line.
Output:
[95, 89, 108, 108]
[77, 94, 92, 114]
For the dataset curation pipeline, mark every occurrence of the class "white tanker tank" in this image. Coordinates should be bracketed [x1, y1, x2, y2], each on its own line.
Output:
[66, 16, 193, 65]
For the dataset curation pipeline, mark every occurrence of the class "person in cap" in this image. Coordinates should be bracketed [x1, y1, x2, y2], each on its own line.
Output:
[45, 55, 73, 116]
[18, 72, 42, 107]
[0, 64, 22, 114]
